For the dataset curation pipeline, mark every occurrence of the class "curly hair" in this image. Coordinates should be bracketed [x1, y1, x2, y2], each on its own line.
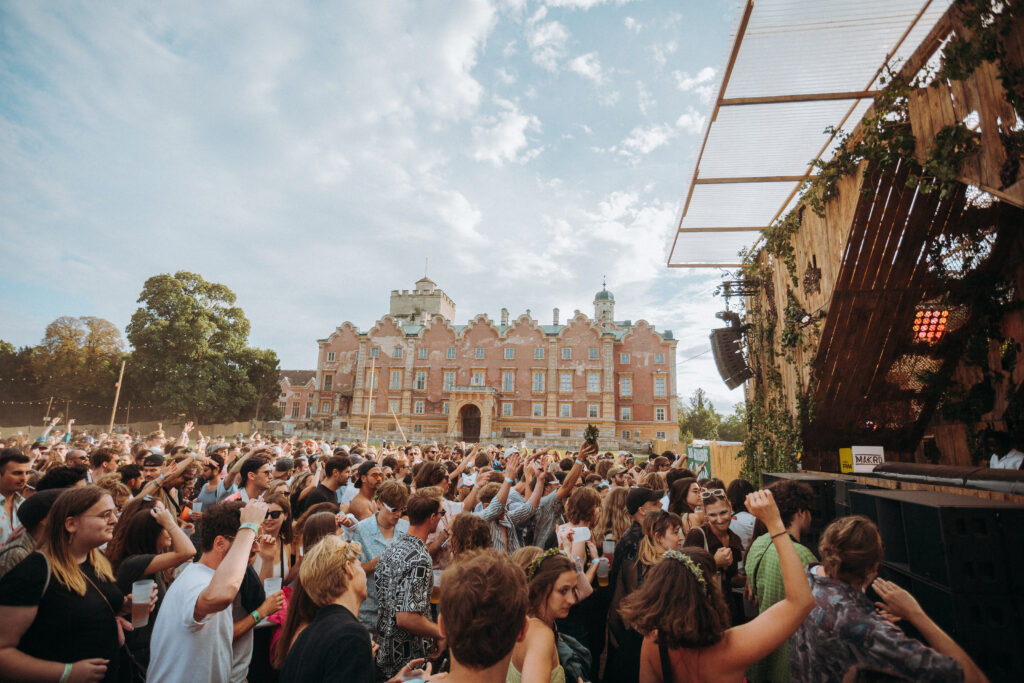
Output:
[565, 486, 602, 526]
[819, 515, 883, 586]
[449, 514, 491, 560]
[767, 479, 815, 527]
[618, 547, 730, 648]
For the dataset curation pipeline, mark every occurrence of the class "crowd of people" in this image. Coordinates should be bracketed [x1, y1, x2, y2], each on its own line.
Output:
[0, 418, 989, 682]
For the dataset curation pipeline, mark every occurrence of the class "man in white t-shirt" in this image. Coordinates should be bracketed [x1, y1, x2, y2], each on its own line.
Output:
[148, 499, 268, 683]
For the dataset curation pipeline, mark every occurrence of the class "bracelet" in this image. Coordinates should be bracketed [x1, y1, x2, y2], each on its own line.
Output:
[504, 477, 515, 485]
[575, 459, 585, 466]
[250, 608, 262, 625]
[770, 530, 788, 541]
[60, 663, 72, 683]
[238, 522, 261, 535]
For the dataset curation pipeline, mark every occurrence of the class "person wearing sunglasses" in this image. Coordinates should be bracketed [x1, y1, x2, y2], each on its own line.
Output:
[254, 493, 295, 586]
[684, 488, 747, 624]
[350, 480, 410, 636]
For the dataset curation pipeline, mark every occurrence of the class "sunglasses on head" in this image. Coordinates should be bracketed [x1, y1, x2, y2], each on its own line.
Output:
[267, 510, 286, 520]
[700, 488, 726, 499]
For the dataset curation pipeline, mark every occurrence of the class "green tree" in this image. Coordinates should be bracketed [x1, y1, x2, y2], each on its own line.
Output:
[126, 271, 279, 423]
[718, 402, 748, 442]
[239, 346, 284, 421]
[31, 316, 124, 406]
[678, 388, 721, 441]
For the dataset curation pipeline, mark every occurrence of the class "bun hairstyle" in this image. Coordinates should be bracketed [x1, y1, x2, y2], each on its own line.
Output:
[619, 547, 730, 648]
[819, 515, 883, 586]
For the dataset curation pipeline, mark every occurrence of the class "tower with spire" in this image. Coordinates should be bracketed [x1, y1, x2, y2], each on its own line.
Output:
[594, 277, 615, 329]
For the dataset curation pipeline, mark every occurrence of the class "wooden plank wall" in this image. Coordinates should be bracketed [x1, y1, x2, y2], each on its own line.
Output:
[907, 17, 1024, 208]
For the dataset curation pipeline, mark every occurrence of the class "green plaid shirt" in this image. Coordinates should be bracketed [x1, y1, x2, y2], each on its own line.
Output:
[745, 532, 817, 683]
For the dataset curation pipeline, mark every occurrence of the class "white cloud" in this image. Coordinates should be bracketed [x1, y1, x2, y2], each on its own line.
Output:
[613, 123, 677, 159]
[472, 99, 543, 166]
[624, 16, 642, 33]
[649, 41, 677, 67]
[637, 81, 654, 116]
[674, 66, 716, 92]
[496, 67, 517, 84]
[547, 0, 637, 8]
[526, 16, 569, 72]
[568, 52, 606, 85]
[675, 106, 706, 135]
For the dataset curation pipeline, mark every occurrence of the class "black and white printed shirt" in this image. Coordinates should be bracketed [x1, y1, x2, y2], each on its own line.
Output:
[374, 533, 433, 679]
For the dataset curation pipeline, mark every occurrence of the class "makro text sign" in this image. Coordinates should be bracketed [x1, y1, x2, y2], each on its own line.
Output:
[851, 446, 885, 473]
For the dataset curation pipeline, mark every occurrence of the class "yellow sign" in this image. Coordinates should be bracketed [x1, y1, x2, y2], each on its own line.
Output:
[839, 447, 853, 474]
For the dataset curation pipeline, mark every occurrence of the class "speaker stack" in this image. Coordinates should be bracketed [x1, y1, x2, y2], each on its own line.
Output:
[849, 488, 1024, 680]
[710, 327, 753, 390]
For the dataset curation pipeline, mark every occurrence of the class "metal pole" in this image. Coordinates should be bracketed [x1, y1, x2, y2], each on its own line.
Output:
[364, 359, 375, 444]
[108, 360, 126, 434]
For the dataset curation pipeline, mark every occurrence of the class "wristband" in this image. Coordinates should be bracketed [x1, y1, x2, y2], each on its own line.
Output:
[575, 459, 585, 466]
[770, 530, 788, 541]
[504, 477, 515, 485]
[60, 664, 72, 683]
[239, 522, 260, 535]
[250, 608, 262, 624]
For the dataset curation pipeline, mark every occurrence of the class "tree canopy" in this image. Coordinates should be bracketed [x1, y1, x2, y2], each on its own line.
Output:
[678, 388, 747, 443]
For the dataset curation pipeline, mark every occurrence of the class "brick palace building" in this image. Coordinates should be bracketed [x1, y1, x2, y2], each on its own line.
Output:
[279, 277, 679, 447]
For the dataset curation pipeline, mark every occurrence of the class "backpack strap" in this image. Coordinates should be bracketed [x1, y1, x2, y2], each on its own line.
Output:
[37, 551, 51, 598]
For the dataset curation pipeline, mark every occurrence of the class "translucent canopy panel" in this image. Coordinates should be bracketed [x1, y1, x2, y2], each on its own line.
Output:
[667, 0, 952, 268]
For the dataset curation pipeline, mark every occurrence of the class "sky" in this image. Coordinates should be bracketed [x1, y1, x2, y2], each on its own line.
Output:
[1, 0, 745, 412]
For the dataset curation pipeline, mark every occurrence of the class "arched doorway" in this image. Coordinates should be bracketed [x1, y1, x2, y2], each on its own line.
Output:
[459, 403, 481, 443]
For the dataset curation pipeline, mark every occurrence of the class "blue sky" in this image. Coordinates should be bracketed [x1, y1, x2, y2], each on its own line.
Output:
[1, 0, 744, 412]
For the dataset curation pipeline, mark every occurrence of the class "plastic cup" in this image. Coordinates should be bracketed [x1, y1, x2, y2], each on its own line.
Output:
[596, 557, 610, 587]
[192, 501, 203, 513]
[430, 569, 442, 605]
[131, 580, 155, 628]
[264, 577, 282, 595]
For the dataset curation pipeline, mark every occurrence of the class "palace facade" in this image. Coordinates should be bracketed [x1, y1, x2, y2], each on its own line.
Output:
[284, 278, 679, 446]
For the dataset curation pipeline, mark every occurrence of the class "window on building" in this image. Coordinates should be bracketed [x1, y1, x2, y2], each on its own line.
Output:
[278, 401, 286, 410]
[535, 347, 544, 360]
[367, 399, 375, 413]
[323, 374, 333, 391]
[655, 353, 665, 364]
[305, 403, 313, 419]
[321, 400, 330, 413]
[418, 348, 427, 359]
[656, 406, 666, 421]
[389, 399, 400, 414]
[414, 424, 422, 433]
[532, 403, 544, 417]
[656, 431, 666, 440]
[414, 400, 424, 414]
[366, 372, 379, 389]
[442, 401, 449, 415]
[587, 372, 600, 393]
[560, 403, 571, 418]
[393, 347, 403, 358]
[475, 347, 484, 359]
[502, 371, 515, 392]
[561, 348, 571, 360]
[390, 370, 402, 390]
[532, 371, 545, 392]
[471, 371, 484, 386]
[291, 404, 300, 419]
[447, 347, 456, 359]
[621, 406, 632, 421]
[620, 376, 632, 397]
[588, 404, 599, 418]
[415, 371, 426, 391]
[370, 347, 379, 358]
[559, 372, 572, 393]
[620, 353, 630, 364]
[504, 347, 514, 359]
[502, 402, 513, 416]
[327, 351, 335, 362]
[533, 427, 542, 436]
[443, 371, 455, 391]
[622, 430, 631, 440]
[589, 347, 599, 360]
[654, 376, 666, 397]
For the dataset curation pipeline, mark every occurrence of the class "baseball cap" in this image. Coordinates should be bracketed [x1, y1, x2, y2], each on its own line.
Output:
[626, 486, 665, 515]
[607, 466, 627, 478]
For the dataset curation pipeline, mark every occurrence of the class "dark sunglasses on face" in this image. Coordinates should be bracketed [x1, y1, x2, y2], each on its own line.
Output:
[267, 510, 286, 520]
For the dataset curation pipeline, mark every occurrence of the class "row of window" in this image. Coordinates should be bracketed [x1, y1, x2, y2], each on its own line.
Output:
[346, 369, 667, 397]
[326, 348, 667, 364]
[356, 399, 668, 421]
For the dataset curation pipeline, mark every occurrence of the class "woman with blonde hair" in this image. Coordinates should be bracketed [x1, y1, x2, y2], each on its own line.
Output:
[594, 486, 632, 548]
[0, 485, 154, 682]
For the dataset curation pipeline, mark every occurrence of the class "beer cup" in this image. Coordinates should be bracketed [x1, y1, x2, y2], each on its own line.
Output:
[131, 579, 155, 628]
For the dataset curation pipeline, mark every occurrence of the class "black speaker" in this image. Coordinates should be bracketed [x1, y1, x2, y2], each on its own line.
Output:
[710, 327, 752, 390]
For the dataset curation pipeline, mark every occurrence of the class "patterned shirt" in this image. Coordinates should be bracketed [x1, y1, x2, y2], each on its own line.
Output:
[476, 491, 536, 553]
[374, 534, 433, 679]
[745, 532, 817, 683]
[790, 566, 963, 683]
[351, 515, 409, 632]
[0, 491, 25, 545]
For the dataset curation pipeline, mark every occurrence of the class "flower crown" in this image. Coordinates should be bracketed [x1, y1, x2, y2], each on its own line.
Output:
[525, 547, 567, 582]
[662, 549, 707, 589]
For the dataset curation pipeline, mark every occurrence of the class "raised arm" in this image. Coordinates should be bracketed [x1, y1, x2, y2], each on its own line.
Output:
[141, 503, 197, 575]
[195, 500, 268, 621]
[558, 442, 593, 501]
[721, 490, 814, 669]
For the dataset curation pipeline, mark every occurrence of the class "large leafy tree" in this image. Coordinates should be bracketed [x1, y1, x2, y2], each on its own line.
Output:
[32, 316, 124, 405]
[126, 271, 279, 423]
